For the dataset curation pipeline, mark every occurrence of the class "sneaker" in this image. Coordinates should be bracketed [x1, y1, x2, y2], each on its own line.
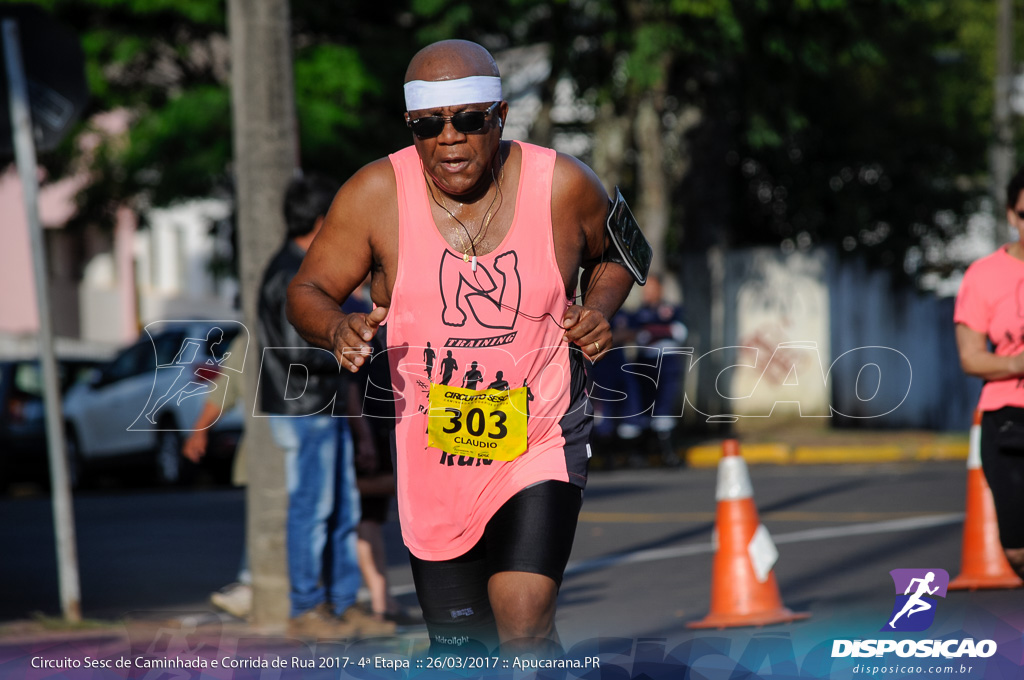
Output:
[288, 603, 358, 639]
[210, 583, 252, 619]
[337, 604, 397, 637]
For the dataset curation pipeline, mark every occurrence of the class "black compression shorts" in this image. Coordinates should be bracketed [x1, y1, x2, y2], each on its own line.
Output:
[980, 407, 1024, 549]
[408, 480, 583, 654]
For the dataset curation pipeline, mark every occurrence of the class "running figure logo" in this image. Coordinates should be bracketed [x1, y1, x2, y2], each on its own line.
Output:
[143, 327, 231, 424]
[130, 321, 248, 432]
[882, 568, 949, 632]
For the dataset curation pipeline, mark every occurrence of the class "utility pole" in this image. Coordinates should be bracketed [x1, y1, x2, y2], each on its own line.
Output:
[227, 0, 297, 626]
[993, 0, 1015, 246]
[3, 18, 81, 623]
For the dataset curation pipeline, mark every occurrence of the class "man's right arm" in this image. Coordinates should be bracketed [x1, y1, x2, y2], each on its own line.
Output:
[287, 158, 397, 373]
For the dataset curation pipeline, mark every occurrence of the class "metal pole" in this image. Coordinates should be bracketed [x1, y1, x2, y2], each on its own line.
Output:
[993, 0, 1015, 246]
[3, 19, 82, 622]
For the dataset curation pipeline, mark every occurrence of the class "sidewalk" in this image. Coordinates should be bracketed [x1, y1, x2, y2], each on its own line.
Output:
[685, 426, 969, 467]
[588, 423, 969, 469]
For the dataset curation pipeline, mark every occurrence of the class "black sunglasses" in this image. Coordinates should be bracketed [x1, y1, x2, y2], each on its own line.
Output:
[406, 101, 500, 139]
[1016, 209, 1024, 220]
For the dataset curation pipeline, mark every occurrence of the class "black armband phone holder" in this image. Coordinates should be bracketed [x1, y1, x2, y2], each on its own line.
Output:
[605, 187, 652, 285]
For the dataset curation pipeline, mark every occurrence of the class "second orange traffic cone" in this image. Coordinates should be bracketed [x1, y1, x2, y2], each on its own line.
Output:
[688, 439, 810, 629]
[948, 410, 1022, 591]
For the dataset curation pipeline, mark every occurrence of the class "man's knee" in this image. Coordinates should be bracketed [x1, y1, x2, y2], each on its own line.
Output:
[488, 572, 557, 639]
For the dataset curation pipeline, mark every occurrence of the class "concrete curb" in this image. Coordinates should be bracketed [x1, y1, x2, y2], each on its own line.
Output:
[684, 441, 969, 468]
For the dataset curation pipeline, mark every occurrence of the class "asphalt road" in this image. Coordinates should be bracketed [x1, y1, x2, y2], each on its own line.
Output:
[3, 459, 1000, 636]
[560, 461, 972, 642]
[8, 458, 1024, 679]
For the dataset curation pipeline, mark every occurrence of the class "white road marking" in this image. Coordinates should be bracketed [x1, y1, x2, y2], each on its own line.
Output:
[564, 512, 964, 578]
[205, 513, 967, 609]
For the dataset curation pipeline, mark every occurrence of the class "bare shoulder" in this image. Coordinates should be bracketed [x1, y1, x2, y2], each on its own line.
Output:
[334, 157, 397, 215]
[304, 157, 398, 292]
[552, 151, 609, 215]
[551, 152, 610, 259]
[320, 158, 397, 242]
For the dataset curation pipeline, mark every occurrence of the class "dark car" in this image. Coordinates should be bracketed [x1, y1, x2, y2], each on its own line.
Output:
[0, 357, 104, 488]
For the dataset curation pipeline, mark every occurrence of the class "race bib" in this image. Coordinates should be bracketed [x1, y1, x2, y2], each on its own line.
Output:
[427, 383, 528, 461]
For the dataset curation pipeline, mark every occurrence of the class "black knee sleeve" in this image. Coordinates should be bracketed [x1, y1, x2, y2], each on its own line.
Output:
[410, 545, 498, 655]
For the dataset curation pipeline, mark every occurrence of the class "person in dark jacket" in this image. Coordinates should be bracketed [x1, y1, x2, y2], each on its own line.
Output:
[258, 173, 394, 639]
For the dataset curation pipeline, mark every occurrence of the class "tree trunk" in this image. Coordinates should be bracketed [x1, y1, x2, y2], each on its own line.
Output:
[227, 0, 298, 627]
[634, 93, 668, 279]
[591, 101, 630, 193]
[993, 0, 1015, 246]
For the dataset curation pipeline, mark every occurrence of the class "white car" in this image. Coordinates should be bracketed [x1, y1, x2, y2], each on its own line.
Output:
[63, 322, 246, 486]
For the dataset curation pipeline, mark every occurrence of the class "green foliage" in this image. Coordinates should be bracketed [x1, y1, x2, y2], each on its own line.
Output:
[40, 0, 224, 25]
[745, 115, 783, 151]
[14, 0, 1013, 283]
[703, 0, 999, 276]
[294, 43, 386, 172]
[120, 86, 231, 204]
[26, 0, 419, 227]
[411, 0, 474, 45]
[19, 0, 230, 226]
[448, 0, 1000, 277]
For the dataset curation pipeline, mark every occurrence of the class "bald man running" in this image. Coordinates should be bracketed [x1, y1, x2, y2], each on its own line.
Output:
[287, 39, 635, 655]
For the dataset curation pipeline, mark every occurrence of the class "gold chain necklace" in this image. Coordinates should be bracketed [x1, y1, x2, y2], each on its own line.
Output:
[426, 155, 505, 264]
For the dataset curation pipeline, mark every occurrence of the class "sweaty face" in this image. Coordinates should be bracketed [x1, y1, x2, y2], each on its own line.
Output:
[409, 100, 507, 198]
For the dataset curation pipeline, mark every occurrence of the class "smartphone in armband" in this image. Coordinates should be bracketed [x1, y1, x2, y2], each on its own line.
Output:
[606, 187, 653, 285]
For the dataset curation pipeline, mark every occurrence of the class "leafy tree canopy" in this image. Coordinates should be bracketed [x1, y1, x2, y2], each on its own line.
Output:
[383, 0, 1009, 280]
[24, 0, 415, 229]
[15, 0, 1018, 284]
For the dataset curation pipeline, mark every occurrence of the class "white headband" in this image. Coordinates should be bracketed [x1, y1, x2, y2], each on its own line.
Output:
[404, 76, 503, 111]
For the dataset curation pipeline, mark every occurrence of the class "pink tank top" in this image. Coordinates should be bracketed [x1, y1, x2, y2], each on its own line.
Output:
[382, 142, 591, 560]
[954, 247, 1024, 412]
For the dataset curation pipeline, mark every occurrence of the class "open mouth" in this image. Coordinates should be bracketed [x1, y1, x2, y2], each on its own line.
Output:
[440, 158, 469, 173]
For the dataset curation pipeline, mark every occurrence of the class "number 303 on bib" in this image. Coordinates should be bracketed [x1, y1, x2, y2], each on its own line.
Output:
[426, 383, 528, 461]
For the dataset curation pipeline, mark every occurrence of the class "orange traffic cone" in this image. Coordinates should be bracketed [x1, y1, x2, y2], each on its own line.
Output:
[688, 439, 810, 628]
[948, 410, 1023, 591]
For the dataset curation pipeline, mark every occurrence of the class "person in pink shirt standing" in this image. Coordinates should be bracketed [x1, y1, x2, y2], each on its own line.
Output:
[955, 167, 1024, 579]
[286, 40, 638, 655]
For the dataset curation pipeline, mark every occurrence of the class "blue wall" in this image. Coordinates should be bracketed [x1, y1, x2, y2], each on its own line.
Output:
[828, 256, 981, 431]
[679, 249, 982, 432]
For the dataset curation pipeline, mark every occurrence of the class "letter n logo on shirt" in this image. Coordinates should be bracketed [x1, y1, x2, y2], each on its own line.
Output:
[439, 250, 521, 330]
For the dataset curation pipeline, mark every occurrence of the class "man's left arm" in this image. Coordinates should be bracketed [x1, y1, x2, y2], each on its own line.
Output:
[553, 154, 636, 361]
